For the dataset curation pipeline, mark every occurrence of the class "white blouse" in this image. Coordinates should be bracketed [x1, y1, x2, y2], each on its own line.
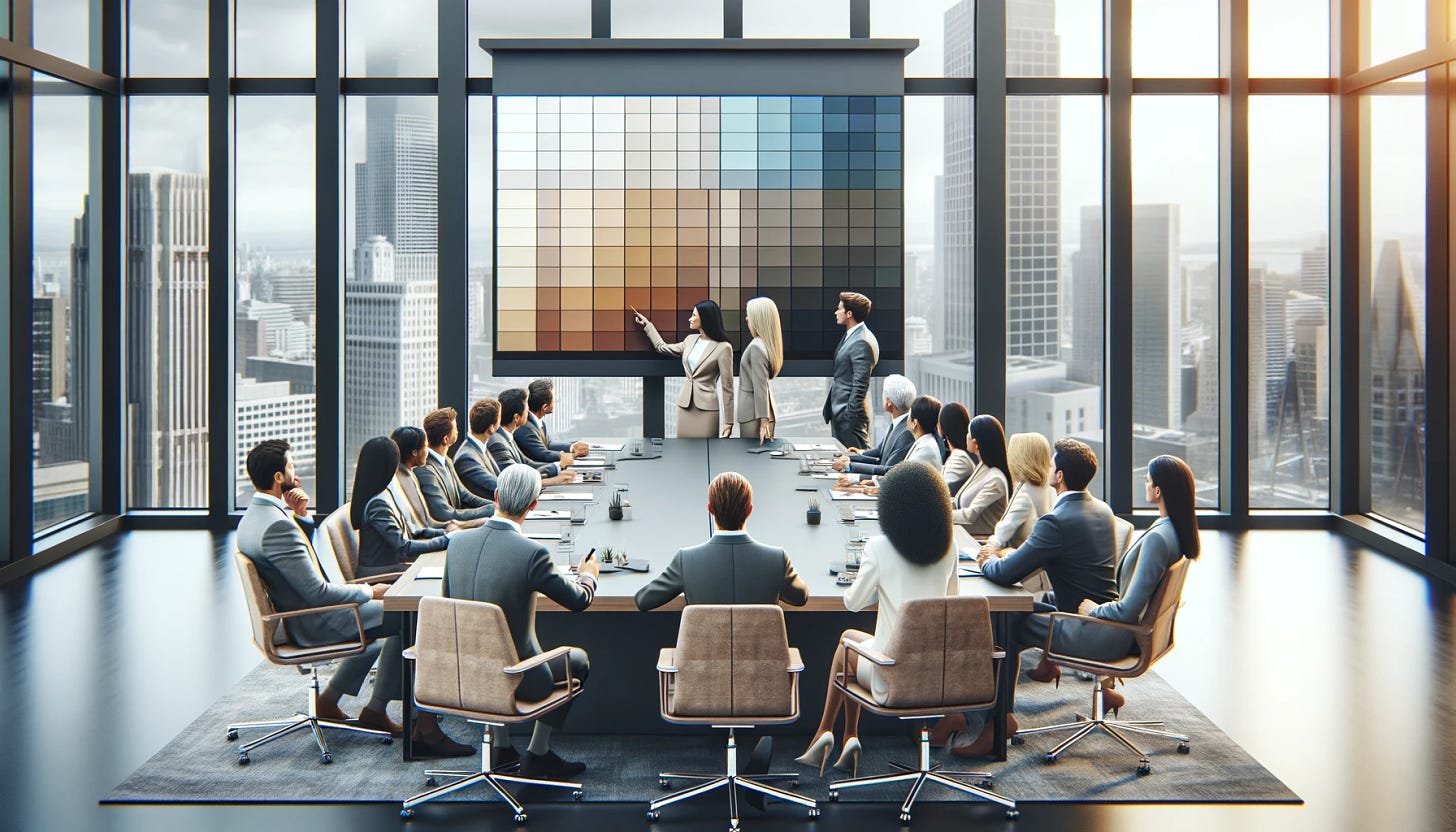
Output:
[686, 337, 712, 372]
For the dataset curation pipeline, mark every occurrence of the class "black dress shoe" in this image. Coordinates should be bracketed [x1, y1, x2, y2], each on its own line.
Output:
[490, 746, 521, 772]
[742, 736, 774, 811]
[411, 733, 476, 758]
[521, 749, 587, 781]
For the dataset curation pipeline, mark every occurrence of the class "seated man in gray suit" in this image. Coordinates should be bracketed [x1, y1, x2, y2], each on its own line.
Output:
[489, 387, 577, 488]
[237, 439, 471, 756]
[442, 464, 600, 779]
[822, 291, 879, 450]
[514, 378, 590, 469]
[634, 471, 809, 611]
[831, 373, 917, 479]
[417, 406, 495, 526]
[938, 438, 1119, 757]
[454, 398, 504, 501]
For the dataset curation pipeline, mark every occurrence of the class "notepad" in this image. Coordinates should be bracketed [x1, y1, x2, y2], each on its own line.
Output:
[538, 491, 594, 501]
[811, 473, 842, 480]
[792, 443, 840, 452]
[853, 508, 880, 520]
[526, 532, 562, 541]
[958, 566, 984, 578]
[571, 459, 606, 468]
[525, 509, 571, 521]
[416, 566, 444, 580]
[588, 442, 625, 452]
[829, 489, 877, 501]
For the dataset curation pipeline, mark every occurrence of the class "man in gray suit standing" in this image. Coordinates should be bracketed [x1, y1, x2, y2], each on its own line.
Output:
[822, 291, 879, 450]
[236, 440, 471, 756]
[634, 471, 809, 611]
[442, 464, 600, 780]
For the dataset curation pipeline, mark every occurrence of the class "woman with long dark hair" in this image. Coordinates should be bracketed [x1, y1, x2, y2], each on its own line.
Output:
[795, 461, 959, 777]
[633, 299, 736, 438]
[352, 434, 452, 578]
[950, 414, 1011, 535]
[938, 403, 974, 494]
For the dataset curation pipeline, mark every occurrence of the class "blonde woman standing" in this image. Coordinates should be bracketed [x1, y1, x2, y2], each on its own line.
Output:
[737, 297, 784, 444]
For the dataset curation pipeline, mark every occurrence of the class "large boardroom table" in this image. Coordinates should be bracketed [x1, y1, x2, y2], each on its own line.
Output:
[385, 437, 1033, 761]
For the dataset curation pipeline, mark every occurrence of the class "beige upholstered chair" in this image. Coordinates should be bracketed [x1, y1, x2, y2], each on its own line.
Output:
[317, 509, 404, 584]
[226, 553, 394, 765]
[1012, 557, 1192, 774]
[392, 468, 441, 530]
[647, 604, 819, 828]
[828, 595, 1018, 822]
[399, 596, 585, 824]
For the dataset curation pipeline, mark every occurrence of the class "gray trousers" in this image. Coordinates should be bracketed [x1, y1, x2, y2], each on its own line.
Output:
[326, 620, 403, 703]
[515, 647, 590, 729]
[830, 413, 870, 451]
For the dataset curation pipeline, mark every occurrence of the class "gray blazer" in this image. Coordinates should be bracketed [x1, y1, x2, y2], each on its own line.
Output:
[1054, 519, 1185, 661]
[634, 532, 809, 611]
[515, 412, 571, 466]
[847, 416, 913, 476]
[442, 518, 597, 663]
[452, 434, 500, 501]
[415, 451, 495, 524]
[822, 324, 879, 427]
[236, 495, 377, 647]
[980, 491, 1119, 615]
[645, 322, 736, 418]
[358, 493, 449, 575]
[736, 338, 777, 425]
[488, 425, 559, 478]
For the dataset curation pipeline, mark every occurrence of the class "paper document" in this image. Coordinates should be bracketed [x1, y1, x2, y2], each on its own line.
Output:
[538, 491, 594, 501]
[853, 508, 880, 520]
[588, 442, 625, 452]
[416, 566, 444, 580]
[811, 473, 843, 480]
[571, 459, 606, 468]
[526, 532, 562, 541]
[829, 489, 877, 501]
[525, 509, 572, 520]
[792, 443, 840, 452]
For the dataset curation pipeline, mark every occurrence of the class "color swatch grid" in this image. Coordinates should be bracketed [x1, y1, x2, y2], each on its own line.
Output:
[494, 95, 904, 361]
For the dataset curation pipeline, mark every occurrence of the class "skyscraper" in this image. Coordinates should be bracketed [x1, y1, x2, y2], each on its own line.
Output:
[940, 0, 975, 354]
[234, 377, 316, 506]
[1068, 205, 1103, 386]
[1131, 204, 1183, 430]
[32, 293, 67, 424]
[1369, 239, 1425, 524]
[126, 171, 210, 506]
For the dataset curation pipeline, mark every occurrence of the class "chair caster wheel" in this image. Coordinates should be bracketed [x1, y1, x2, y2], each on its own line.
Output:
[808, 808, 820, 818]
[513, 812, 527, 823]
[237, 752, 250, 765]
[1137, 763, 1151, 775]
[978, 779, 994, 788]
[1043, 753, 1057, 764]
[1005, 809, 1020, 819]
[320, 753, 333, 764]
[381, 736, 394, 745]
[898, 811, 912, 822]
[828, 790, 839, 802]
[572, 790, 583, 801]
[1177, 743, 1190, 754]
[399, 809, 414, 819]
[659, 778, 670, 788]
[424, 777, 437, 787]
[1010, 735, 1024, 745]
[645, 810, 660, 821]
[226, 730, 239, 742]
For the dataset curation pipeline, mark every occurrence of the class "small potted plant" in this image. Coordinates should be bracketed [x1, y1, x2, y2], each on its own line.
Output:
[806, 495, 822, 526]
[608, 490, 625, 521]
[600, 547, 616, 565]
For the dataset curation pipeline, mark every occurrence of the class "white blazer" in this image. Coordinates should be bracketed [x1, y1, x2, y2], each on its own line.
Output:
[951, 463, 1009, 535]
[904, 433, 943, 469]
[987, 481, 1055, 550]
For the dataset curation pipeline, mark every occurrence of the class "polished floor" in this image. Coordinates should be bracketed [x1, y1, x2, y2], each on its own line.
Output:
[0, 528, 1452, 832]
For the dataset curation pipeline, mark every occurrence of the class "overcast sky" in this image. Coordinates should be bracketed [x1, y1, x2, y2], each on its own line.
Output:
[34, 0, 1427, 267]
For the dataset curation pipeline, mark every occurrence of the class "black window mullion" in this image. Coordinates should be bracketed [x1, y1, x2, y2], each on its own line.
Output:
[439, 0, 468, 436]
[1104, 0, 1134, 514]
[315, 0, 343, 513]
[974, 0, 1007, 424]
[1220, 0, 1251, 519]
[206, 0, 231, 524]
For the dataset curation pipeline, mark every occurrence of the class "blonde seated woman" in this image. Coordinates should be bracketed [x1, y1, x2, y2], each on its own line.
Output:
[737, 297, 784, 445]
[983, 432, 1056, 594]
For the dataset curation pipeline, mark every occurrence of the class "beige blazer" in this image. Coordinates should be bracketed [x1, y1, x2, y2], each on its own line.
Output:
[736, 337, 776, 424]
[644, 322, 736, 415]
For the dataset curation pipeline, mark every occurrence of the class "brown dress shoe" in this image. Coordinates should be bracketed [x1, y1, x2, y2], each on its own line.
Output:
[315, 700, 352, 722]
[411, 732, 476, 758]
[949, 714, 1018, 759]
[357, 706, 403, 738]
[928, 714, 967, 747]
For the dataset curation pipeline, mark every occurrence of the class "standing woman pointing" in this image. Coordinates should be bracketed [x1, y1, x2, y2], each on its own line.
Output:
[738, 296, 784, 445]
[634, 299, 736, 438]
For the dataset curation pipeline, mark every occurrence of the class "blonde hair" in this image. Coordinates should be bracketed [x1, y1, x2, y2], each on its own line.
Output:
[1007, 432, 1052, 488]
[745, 296, 784, 377]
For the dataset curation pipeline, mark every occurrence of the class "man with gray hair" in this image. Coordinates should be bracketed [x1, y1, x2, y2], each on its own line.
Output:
[441, 464, 599, 780]
[831, 373, 918, 478]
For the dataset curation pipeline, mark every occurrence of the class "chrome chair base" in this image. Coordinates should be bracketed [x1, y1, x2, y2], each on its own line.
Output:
[1012, 680, 1190, 773]
[648, 727, 818, 828]
[829, 721, 1018, 821]
[400, 723, 581, 824]
[225, 666, 393, 764]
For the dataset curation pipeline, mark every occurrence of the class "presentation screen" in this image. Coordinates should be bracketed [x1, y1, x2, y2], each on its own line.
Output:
[493, 93, 904, 373]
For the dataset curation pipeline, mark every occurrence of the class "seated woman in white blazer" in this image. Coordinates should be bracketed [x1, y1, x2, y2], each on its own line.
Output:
[903, 395, 946, 467]
[951, 414, 1011, 536]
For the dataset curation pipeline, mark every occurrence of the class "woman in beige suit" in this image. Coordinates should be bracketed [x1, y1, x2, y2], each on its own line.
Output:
[634, 300, 736, 438]
[737, 297, 784, 444]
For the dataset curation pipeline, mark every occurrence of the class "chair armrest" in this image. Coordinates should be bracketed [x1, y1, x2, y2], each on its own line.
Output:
[504, 644, 575, 675]
[261, 603, 366, 647]
[348, 572, 404, 585]
[992, 649, 1006, 660]
[656, 648, 678, 673]
[1045, 611, 1150, 637]
[844, 638, 895, 666]
[786, 648, 805, 674]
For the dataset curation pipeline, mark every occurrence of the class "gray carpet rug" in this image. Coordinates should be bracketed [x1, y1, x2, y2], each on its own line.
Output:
[104, 655, 1298, 806]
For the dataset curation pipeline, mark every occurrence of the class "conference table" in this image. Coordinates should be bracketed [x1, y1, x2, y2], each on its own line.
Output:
[384, 437, 1033, 761]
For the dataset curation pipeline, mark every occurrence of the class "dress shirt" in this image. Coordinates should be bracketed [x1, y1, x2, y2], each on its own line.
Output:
[686, 336, 712, 373]
[492, 515, 523, 533]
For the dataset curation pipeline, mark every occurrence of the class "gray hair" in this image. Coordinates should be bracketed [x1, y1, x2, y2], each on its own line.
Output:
[883, 374, 916, 412]
[495, 464, 542, 515]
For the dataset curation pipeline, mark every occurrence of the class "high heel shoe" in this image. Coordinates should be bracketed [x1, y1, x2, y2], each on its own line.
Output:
[794, 731, 835, 776]
[833, 737, 861, 777]
[1028, 656, 1061, 687]
[1099, 678, 1126, 717]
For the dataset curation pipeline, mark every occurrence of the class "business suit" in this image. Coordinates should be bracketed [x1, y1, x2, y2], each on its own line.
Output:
[822, 323, 879, 449]
[644, 322, 735, 438]
[903, 433, 943, 468]
[1055, 518, 1184, 662]
[951, 463, 1009, 535]
[987, 481, 1055, 550]
[442, 518, 597, 727]
[634, 531, 809, 611]
[515, 412, 572, 466]
[488, 425, 560, 478]
[357, 493, 449, 577]
[237, 495, 398, 700]
[845, 414, 913, 477]
[453, 434, 501, 501]
[415, 450, 495, 525]
[735, 338, 777, 438]
[942, 449, 975, 495]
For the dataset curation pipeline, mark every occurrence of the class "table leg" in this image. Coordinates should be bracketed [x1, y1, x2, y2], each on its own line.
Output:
[991, 611, 1011, 762]
[398, 609, 417, 761]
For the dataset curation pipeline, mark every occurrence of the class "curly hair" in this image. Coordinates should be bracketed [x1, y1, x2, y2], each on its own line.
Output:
[876, 460, 954, 566]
